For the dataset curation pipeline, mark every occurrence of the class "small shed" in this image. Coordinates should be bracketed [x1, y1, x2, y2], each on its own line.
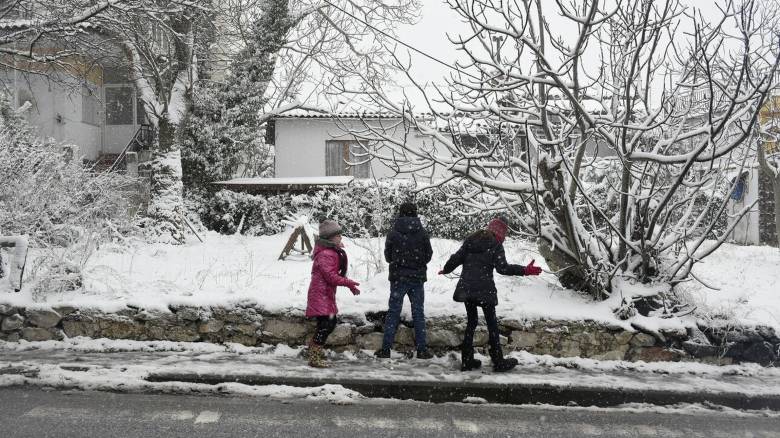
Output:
[213, 176, 355, 195]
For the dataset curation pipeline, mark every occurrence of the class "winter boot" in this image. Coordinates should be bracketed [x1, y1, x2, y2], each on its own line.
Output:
[490, 348, 517, 373]
[460, 347, 482, 371]
[374, 348, 391, 358]
[308, 344, 329, 368]
[416, 349, 434, 360]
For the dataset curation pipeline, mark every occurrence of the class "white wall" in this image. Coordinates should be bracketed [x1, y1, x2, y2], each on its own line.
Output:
[274, 117, 449, 181]
[14, 75, 102, 160]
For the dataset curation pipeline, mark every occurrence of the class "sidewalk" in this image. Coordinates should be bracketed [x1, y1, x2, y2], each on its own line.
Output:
[1, 338, 779, 410]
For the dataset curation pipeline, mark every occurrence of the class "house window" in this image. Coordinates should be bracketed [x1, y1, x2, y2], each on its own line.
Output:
[105, 86, 134, 125]
[325, 141, 371, 178]
[82, 85, 100, 126]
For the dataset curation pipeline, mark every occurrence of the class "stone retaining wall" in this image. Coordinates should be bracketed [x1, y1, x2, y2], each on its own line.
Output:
[0, 303, 777, 366]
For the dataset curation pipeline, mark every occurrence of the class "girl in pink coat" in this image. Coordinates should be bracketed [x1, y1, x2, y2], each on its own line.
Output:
[306, 219, 360, 368]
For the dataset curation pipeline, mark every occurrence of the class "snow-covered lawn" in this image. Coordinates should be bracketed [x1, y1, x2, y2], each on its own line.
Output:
[1, 232, 779, 330]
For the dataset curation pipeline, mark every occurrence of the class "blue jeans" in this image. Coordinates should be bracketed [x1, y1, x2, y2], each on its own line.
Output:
[382, 281, 427, 352]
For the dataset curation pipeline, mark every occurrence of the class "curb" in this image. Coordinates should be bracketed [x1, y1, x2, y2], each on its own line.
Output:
[146, 372, 780, 411]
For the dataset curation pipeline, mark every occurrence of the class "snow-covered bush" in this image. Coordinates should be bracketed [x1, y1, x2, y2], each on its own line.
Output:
[200, 181, 498, 240]
[0, 94, 137, 297]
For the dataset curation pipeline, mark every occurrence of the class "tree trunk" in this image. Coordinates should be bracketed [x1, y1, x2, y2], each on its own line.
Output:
[146, 115, 186, 244]
[536, 157, 610, 299]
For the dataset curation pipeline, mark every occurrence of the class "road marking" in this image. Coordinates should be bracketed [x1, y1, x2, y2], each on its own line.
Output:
[194, 410, 221, 424]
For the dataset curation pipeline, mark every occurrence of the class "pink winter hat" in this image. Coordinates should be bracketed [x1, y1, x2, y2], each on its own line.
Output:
[487, 217, 508, 244]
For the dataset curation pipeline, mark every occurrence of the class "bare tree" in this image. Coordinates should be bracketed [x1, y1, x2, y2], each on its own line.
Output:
[347, 0, 780, 300]
[1, 0, 419, 243]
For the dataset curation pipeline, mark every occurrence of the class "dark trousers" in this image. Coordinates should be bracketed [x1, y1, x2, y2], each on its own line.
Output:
[312, 315, 337, 346]
[463, 302, 502, 359]
[381, 281, 427, 352]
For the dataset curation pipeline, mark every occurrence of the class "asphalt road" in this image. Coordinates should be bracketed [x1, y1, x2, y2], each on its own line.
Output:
[0, 386, 778, 438]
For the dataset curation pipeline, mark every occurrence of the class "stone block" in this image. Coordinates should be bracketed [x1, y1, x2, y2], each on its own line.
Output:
[614, 330, 635, 345]
[0, 304, 16, 316]
[473, 328, 488, 347]
[592, 345, 629, 361]
[21, 327, 55, 342]
[355, 332, 383, 351]
[558, 340, 581, 358]
[260, 318, 309, 344]
[98, 316, 145, 339]
[326, 324, 354, 346]
[509, 331, 538, 349]
[198, 319, 225, 334]
[1, 314, 24, 331]
[62, 314, 99, 338]
[395, 325, 415, 346]
[27, 309, 62, 329]
[629, 333, 656, 347]
[427, 329, 461, 348]
[632, 346, 682, 362]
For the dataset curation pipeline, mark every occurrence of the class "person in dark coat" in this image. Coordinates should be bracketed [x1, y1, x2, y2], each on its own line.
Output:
[439, 216, 542, 372]
[375, 202, 434, 359]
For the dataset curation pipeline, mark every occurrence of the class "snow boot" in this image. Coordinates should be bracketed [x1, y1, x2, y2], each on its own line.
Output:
[308, 344, 329, 368]
[460, 347, 482, 372]
[416, 349, 434, 360]
[490, 348, 517, 373]
[374, 348, 391, 358]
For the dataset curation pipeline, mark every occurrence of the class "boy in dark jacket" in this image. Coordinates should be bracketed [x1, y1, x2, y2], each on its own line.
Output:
[375, 202, 434, 359]
[440, 216, 541, 372]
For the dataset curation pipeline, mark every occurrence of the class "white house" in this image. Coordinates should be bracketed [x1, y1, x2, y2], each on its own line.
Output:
[270, 111, 453, 182]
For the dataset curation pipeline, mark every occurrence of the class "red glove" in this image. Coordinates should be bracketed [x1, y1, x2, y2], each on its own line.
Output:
[350, 286, 361, 296]
[524, 260, 542, 276]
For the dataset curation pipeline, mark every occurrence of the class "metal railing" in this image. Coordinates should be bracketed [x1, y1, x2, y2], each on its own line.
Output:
[106, 124, 154, 173]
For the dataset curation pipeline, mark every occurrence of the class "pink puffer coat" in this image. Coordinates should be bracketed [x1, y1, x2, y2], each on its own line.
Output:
[305, 243, 355, 317]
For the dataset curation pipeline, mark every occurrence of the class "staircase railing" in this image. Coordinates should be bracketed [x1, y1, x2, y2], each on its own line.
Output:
[106, 124, 154, 173]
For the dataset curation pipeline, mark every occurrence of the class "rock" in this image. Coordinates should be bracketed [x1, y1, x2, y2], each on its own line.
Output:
[198, 319, 225, 334]
[215, 307, 260, 324]
[173, 306, 204, 322]
[1, 314, 24, 331]
[98, 316, 145, 339]
[613, 330, 634, 346]
[629, 333, 656, 347]
[355, 332, 383, 351]
[62, 314, 99, 338]
[355, 324, 376, 335]
[52, 306, 78, 317]
[558, 340, 581, 357]
[473, 328, 488, 347]
[592, 346, 629, 361]
[682, 340, 718, 358]
[146, 323, 200, 342]
[757, 326, 779, 344]
[0, 304, 18, 316]
[500, 319, 528, 331]
[260, 318, 309, 344]
[27, 309, 62, 329]
[509, 331, 538, 349]
[633, 347, 682, 362]
[427, 329, 461, 348]
[395, 325, 415, 346]
[723, 328, 764, 344]
[21, 327, 55, 342]
[741, 342, 777, 366]
[326, 324, 354, 346]
[576, 331, 599, 347]
[1, 331, 20, 342]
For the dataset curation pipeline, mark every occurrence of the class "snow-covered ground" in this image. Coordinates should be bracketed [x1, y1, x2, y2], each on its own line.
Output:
[1, 232, 779, 331]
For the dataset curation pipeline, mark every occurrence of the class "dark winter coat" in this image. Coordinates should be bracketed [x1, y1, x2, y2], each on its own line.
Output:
[306, 240, 352, 317]
[384, 216, 433, 283]
[441, 230, 525, 306]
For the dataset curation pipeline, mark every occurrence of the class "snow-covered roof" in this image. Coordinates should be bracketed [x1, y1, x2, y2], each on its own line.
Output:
[214, 176, 356, 193]
[215, 176, 355, 186]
